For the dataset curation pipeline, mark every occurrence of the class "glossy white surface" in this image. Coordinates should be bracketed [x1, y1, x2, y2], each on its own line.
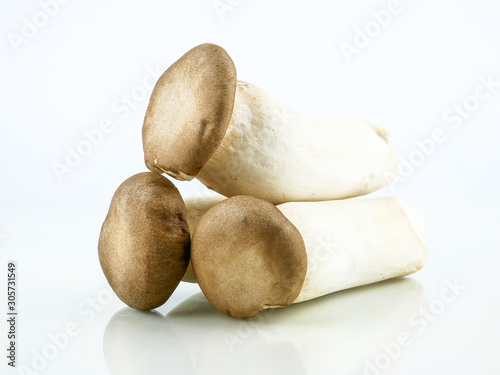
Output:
[1, 0, 499, 374]
[1, 214, 499, 374]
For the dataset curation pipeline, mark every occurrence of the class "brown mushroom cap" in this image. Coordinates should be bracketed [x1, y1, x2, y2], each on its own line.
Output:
[98, 172, 190, 310]
[142, 43, 237, 181]
[191, 196, 307, 318]
[182, 194, 227, 283]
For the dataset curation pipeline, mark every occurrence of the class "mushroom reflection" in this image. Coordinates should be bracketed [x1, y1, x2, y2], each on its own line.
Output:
[166, 277, 427, 375]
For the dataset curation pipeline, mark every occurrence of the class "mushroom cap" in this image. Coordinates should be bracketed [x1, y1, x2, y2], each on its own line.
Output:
[191, 196, 307, 318]
[143, 43, 237, 181]
[182, 194, 227, 283]
[98, 172, 190, 310]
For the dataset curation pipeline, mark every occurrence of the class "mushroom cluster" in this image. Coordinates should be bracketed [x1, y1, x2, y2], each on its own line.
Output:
[98, 43, 428, 319]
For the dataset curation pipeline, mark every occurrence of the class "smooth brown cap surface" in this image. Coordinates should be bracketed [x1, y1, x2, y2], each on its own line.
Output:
[98, 172, 190, 310]
[191, 196, 307, 318]
[143, 43, 237, 181]
[182, 194, 227, 283]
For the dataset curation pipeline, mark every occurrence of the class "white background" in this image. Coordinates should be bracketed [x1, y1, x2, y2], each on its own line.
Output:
[1, 0, 499, 374]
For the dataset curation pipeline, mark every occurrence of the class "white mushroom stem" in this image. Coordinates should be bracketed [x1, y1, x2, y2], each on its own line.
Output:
[276, 197, 428, 304]
[197, 81, 399, 204]
[182, 194, 226, 283]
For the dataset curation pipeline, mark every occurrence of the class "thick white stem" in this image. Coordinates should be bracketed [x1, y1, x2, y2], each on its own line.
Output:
[197, 81, 399, 204]
[275, 197, 428, 303]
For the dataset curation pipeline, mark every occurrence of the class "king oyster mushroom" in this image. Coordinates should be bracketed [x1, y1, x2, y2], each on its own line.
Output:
[98, 172, 190, 310]
[191, 195, 428, 318]
[142, 43, 399, 204]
